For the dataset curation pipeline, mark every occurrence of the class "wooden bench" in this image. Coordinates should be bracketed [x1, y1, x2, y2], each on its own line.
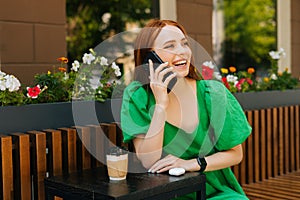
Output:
[0, 104, 299, 199]
[233, 105, 300, 199]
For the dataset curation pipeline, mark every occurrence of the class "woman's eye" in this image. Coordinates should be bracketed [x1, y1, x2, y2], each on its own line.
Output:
[164, 44, 175, 49]
[183, 41, 189, 46]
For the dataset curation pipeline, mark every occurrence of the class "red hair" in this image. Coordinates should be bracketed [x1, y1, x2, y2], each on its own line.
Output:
[134, 19, 202, 81]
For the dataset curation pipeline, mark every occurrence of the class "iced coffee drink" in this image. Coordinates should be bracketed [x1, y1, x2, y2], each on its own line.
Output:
[106, 147, 128, 180]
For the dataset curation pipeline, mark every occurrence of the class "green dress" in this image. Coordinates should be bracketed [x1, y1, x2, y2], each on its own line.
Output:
[121, 80, 252, 200]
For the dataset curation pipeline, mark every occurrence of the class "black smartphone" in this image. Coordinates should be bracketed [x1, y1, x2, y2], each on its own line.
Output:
[142, 51, 177, 92]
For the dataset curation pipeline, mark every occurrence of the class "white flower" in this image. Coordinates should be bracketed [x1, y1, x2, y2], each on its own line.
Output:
[114, 68, 121, 77]
[226, 75, 238, 83]
[202, 61, 215, 69]
[0, 80, 6, 91]
[71, 60, 80, 72]
[111, 62, 121, 77]
[82, 53, 95, 65]
[270, 73, 278, 80]
[0, 71, 6, 78]
[102, 13, 111, 24]
[5, 75, 21, 92]
[100, 56, 108, 66]
[269, 48, 286, 60]
[213, 72, 222, 80]
[111, 62, 118, 70]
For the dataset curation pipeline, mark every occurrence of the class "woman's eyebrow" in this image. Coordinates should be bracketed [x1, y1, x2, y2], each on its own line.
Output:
[163, 40, 176, 45]
[163, 38, 187, 45]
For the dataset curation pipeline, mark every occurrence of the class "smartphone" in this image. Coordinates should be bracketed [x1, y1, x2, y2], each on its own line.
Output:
[142, 51, 177, 92]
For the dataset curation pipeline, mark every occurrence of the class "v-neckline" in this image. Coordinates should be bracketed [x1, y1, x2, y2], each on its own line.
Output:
[165, 81, 200, 133]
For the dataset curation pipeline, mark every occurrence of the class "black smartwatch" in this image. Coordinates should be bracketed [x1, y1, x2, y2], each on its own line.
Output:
[196, 157, 207, 172]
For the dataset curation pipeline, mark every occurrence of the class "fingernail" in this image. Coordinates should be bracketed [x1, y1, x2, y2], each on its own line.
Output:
[164, 62, 168, 64]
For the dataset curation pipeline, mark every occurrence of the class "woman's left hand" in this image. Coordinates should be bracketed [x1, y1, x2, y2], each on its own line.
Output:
[148, 154, 189, 173]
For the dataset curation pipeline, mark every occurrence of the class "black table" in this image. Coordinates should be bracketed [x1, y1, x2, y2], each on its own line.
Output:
[44, 167, 206, 200]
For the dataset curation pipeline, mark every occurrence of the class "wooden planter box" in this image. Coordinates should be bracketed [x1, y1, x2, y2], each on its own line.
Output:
[0, 99, 122, 134]
[234, 89, 300, 111]
[1, 89, 299, 134]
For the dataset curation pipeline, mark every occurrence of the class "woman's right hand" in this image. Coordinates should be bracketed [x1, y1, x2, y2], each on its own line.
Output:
[148, 59, 176, 109]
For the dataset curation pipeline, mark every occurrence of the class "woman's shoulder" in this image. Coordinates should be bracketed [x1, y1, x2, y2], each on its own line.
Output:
[124, 81, 146, 95]
[123, 81, 149, 102]
[196, 79, 227, 94]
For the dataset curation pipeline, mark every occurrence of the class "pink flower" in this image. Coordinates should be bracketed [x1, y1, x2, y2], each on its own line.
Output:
[27, 85, 41, 99]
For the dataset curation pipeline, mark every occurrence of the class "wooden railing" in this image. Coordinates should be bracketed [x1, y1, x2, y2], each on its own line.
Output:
[0, 105, 299, 199]
[0, 123, 127, 200]
[232, 105, 300, 185]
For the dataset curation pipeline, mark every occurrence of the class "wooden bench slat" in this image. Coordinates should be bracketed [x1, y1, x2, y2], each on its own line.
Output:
[27, 131, 47, 200]
[289, 106, 295, 171]
[74, 126, 92, 170]
[266, 109, 272, 179]
[0, 135, 13, 200]
[295, 105, 300, 170]
[101, 123, 117, 155]
[11, 133, 31, 200]
[243, 171, 300, 200]
[246, 111, 254, 184]
[59, 128, 77, 174]
[44, 129, 63, 177]
[284, 107, 290, 173]
[271, 108, 279, 177]
[244, 187, 295, 200]
[277, 107, 283, 176]
[253, 110, 260, 182]
[245, 180, 300, 193]
[260, 110, 266, 181]
[87, 125, 105, 168]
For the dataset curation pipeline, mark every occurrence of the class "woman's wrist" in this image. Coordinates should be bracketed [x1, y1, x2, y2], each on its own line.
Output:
[196, 157, 207, 172]
[155, 103, 168, 110]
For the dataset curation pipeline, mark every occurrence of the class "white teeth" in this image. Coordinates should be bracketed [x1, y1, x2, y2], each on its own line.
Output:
[174, 60, 186, 66]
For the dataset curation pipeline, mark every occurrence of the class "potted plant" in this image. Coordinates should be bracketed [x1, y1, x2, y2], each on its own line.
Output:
[217, 48, 300, 111]
[0, 49, 124, 134]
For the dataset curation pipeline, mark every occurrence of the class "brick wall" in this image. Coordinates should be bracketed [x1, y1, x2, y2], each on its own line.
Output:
[0, 0, 66, 84]
[291, 0, 300, 78]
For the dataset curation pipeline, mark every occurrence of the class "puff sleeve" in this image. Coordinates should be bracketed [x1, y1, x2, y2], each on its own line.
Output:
[202, 80, 252, 151]
[120, 81, 152, 143]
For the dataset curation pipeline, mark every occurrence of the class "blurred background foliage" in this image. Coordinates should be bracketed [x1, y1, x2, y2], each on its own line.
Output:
[66, 0, 154, 62]
[222, 0, 276, 74]
[66, 0, 277, 75]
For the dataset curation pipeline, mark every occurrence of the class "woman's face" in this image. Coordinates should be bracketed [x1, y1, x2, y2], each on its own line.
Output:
[153, 25, 192, 78]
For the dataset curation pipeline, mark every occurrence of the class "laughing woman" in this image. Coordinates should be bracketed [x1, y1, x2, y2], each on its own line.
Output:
[121, 19, 252, 200]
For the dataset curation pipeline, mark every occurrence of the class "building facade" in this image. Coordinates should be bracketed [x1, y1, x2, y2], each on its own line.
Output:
[0, 0, 299, 84]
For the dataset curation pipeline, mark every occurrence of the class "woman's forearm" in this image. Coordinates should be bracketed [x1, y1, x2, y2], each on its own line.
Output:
[204, 144, 243, 172]
[134, 104, 167, 168]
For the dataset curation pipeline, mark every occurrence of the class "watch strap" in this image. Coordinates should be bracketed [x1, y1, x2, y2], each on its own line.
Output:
[196, 157, 207, 172]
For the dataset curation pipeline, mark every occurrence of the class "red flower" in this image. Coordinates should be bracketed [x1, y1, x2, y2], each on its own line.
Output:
[246, 78, 253, 85]
[27, 85, 41, 99]
[222, 77, 230, 89]
[202, 65, 214, 80]
[236, 78, 245, 91]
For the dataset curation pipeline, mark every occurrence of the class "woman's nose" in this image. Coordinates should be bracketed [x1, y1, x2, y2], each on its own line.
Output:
[174, 44, 188, 55]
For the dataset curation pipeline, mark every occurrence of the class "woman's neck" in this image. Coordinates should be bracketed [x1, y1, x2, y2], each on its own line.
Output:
[171, 77, 195, 95]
